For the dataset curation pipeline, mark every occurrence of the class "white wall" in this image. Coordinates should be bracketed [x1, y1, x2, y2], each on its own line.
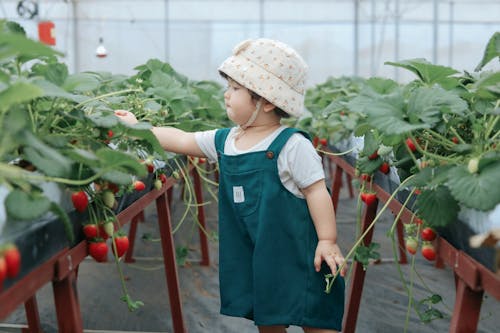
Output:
[1, 0, 499, 86]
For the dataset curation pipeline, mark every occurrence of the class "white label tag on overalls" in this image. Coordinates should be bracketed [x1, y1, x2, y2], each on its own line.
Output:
[233, 186, 245, 203]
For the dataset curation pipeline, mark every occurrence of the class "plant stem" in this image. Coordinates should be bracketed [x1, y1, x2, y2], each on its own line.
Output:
[74, 89, 141, 109]
[326, 175, 416, 291]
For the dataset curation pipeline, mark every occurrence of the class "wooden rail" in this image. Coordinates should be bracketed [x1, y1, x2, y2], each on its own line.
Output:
[324, 152, 500, 333]
[0, 162, 210, 333]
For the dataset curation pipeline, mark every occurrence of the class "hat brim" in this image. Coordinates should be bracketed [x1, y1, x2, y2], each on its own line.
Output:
[218, 55, 304, 117]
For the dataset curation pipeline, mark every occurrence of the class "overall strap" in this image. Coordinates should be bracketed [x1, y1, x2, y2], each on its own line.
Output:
[266, 127, 311, 157]
[214, 128, 231, 153]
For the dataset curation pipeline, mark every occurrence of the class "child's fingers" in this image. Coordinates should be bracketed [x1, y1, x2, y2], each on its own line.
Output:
[325, 253, 338, 275]
[314, 254, 322, 272]
[114, 109, 128, 116]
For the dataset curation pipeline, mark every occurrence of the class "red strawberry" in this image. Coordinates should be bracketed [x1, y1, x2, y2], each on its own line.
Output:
[405, 138, 417, 152]
[107, 182, 120, 194]
[319, 138, 328, 146]
[4, 245, 21, 278]
[71, 191, 88, 212]
[360, 192, 377, 205]
[107, 129, 114, 139]
[98, 224, 110, 240]
[133, 180, 146, 191]
[360, 173, 371, 182]
[112, 235, 130, 258]
[0, 256, 7, 286]
[88, 240, 108, 262]
[313, 136, 319, 147]
[159, 173, 167, 184]
[368, 151, 379, 160]
[379, 162, 390, 174]
[451, 136, 459, 144]
[198, 157, 206, 164]
[421, 227, 437, 242]
[83, 224, 99, 239]
[405, 238, 418, 255]
[421, 242, 436, 261]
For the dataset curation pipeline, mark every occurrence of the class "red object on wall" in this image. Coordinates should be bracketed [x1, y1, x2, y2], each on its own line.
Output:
[38, 21, 56, 45]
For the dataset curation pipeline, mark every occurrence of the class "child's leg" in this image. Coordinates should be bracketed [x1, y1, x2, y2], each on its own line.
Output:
[258, 325, 287, 333]
[302, 327, 338, 333]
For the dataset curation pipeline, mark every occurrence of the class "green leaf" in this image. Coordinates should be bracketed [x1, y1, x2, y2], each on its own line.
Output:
[33, 78, 85, 103]
[407, 87, 468, 125]
[385, 59, 459, 84]
[475, 32, 500, 71]
[95, 148, 146, 176]
[5, 189, 51, 220]
[88, 113, 119, 128]
[446, 162, 500, 211]
[98, 169, 134, 185]
[0, 30, 62, 62]
[21, 131, 73, 178]
[365, 98, 429, 135]
[416, 186, 459, 227]
[63, 73, 100, 92]
[0, 81, 43, 112]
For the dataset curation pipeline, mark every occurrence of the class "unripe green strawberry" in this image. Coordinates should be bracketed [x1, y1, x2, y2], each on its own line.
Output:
[154, 179, 162, 190]
[102, 190, 115, 208]
[103, 221, 115, 237]
[467, 158, 479, 174]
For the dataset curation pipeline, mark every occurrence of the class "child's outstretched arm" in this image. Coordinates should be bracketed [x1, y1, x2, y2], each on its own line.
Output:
[302, 179, 347, 277]
[114, 110, 206, 158]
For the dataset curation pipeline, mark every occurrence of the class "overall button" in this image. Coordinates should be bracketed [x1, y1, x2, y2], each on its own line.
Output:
[266, 151, 274, 159]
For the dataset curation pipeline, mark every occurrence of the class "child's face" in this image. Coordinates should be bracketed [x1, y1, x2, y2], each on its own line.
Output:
[223, 78, 257, 126]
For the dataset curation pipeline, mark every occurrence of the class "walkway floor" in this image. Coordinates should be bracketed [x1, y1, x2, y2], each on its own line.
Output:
[1, 180, 499, 333]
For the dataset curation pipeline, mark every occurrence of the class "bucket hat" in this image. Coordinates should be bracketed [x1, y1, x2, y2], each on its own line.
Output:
[218, 38, 308, 117]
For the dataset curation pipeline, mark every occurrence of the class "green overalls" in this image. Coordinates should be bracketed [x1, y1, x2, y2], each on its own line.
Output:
[215, 127, 344, 330]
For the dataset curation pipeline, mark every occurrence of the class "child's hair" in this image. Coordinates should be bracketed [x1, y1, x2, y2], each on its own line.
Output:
[218, 38, 308, 118]
[220, 72, 290, 119]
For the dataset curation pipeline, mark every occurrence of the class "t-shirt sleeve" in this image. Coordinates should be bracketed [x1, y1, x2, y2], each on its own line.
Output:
[194, 129, 218, 163]
[282, 133, 325, 189]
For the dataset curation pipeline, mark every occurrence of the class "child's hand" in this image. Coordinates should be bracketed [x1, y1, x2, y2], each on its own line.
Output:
[314, 240, 347, 277]
[114, 109, 138, 125]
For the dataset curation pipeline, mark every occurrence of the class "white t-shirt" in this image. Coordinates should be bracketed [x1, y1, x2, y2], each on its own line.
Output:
[194, 126, 325, 198]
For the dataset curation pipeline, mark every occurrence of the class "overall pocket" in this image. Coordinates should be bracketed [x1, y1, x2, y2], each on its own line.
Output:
[226, 169, 262, 218]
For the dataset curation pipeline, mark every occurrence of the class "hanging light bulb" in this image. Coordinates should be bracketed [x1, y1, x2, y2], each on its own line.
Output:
[96, 37, 107, 58]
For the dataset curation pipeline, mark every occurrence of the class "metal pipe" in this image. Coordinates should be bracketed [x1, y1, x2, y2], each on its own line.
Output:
[449, 1, 454, 67]
[395, 0, 400, 81]
[72, 0, 79, 73]
[164, 0, 169, 62]
[371, 0, 376, 76]
[433, 0, 439, 64]
[354, 0, 359, 76]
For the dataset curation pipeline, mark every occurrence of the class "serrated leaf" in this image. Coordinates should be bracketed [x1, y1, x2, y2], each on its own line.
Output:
[475, 32, 500, 71]
[63, 73, 100, 92]
[98, 169, 134, 185]
[416, 186, 459, 227]
[0, 81, 43, 112]
[5, 189, 51, 220]
[385, 59, 459, 84]
[22, 131, 72, 178]
[95, 148, 146, 176]
[446, 163, 500, 211]
[365, 99, 429, 135]
[33, 78, 84, 103]
[88, 113, 119, 127]
[407, 87, 468, 125]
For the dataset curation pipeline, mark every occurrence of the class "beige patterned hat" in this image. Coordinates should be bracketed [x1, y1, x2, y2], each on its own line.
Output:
[218, 38, 308, 117]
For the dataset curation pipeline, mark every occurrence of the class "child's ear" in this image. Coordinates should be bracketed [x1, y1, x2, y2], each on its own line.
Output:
[262, 99, 276, 113]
